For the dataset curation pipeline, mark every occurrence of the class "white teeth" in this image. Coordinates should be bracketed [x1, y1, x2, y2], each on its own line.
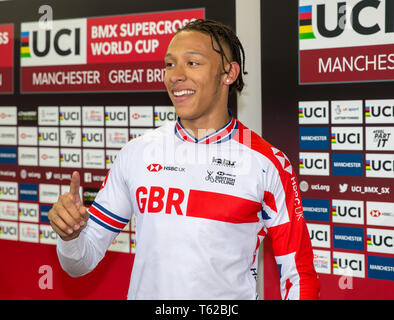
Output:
[173, 90, 195, 97]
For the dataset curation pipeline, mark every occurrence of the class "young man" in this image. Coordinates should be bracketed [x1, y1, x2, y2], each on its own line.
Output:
[49, 19, 320, 300]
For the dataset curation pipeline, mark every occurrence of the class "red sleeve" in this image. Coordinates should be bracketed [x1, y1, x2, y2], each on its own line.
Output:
[263, 148, 320, 300]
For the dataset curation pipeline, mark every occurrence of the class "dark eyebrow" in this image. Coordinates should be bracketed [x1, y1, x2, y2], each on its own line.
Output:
[165, 51, 205, 59]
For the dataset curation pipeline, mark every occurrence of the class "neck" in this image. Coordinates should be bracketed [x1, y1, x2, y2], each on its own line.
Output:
[179, 107, 231, 140]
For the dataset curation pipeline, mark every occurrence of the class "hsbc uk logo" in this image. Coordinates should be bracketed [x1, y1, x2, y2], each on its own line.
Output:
[146, 163, 185, 173]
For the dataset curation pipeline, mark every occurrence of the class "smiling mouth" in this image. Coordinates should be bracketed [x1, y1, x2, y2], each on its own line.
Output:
[172, 89, 196, 97]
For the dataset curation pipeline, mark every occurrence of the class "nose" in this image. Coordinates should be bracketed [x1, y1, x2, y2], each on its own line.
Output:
[168, 64, 186, 83]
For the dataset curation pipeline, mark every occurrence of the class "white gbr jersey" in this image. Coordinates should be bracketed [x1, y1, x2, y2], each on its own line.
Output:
[57, 115, 319, 300]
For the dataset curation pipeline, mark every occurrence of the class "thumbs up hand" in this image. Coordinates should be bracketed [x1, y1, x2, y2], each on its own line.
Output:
[48, 171, 89, 241]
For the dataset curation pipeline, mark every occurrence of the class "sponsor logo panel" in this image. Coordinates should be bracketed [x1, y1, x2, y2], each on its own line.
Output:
[365, 127, 394, 151]
[82, 127, 104, 148]
[83, 148, 105, 169]
[365, 99, 394, 124]
[302, 198, 330, 222]
[299, 126, 329, 150]
[365, 153, 394, 178]
[59, 106, 81, 126]
[298, 101, 329, 124]
[0, 220, 18, 240]
[154, 106, 176, 126]
[332, 251, 365, 278]
[19, 222, 39, 243]
[0, 181, 18, 201]
[106, 128, 128, 148]
[60, 148, 82, 168]
[39, 224, 57, 245]
[38, 106, 59, 125]
[39, 184, 60, 204]
[366, 201, 394, 227]
[331, 100, 363, 124]
[307, 223, 331, 248]
[299, 152, 329, 176]
[129, 106, 153, 127]
[105, 149, 119, 169]
[333, 226, 364, 251]
[39, 147, 59, 167]
[0, 107, 17, 125]
[332, 153, 363, 177]
[18, 202, 39, 223]
[0, 126, 17, 145]
[82, 106, 104, 126]
[331, 127, 363, 150]
[105, 106, 128, 127]
[18, 147, 38, 166]
[18, 126, 37, 145]
[332, 199, 364, 225]
[0, 201, 18, 220]
[367, 255, 394, 281]
[366, 228, 394, 254]
[0, 147, 17, 165]
[60, 127, 81, 147]
[312, 249, 331, 274]
[38, 127, 59, 146]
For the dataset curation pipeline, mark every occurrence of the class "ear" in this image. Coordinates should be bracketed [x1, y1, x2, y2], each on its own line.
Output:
[223, 61, 241, 86]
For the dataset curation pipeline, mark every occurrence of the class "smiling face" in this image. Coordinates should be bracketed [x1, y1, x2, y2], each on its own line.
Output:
[164, 30, 231, 123]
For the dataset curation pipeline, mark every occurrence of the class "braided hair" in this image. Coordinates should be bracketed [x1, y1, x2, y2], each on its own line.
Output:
[175, 19, 247, 94]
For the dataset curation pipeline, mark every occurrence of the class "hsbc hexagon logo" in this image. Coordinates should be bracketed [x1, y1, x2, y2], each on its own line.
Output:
[369, 210, 381, 218]
[147, 163, 163, 172]
[272, 147, 293, 175]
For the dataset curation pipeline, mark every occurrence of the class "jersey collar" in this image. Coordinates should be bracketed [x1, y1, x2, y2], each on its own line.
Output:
[174, 111, 238, 144]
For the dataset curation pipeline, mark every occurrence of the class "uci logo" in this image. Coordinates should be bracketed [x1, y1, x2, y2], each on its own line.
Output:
[31, 27, 80, 57]
[315, 0, 394, 37]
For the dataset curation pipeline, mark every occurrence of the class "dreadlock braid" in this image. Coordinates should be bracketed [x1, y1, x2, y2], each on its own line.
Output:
[175, 19, 248, 94]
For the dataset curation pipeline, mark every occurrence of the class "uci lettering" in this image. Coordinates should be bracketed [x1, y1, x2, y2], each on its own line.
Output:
[32, 28, 80, 57]
[338, 258, 362, 271]
[63, 153, 80, 162]
[40, 132, 58, 141]
[41, 229, 57, 240]
[304, 158, 327, 169]
[335, 133, 360, 144]
[136, 186, 184, 215]
[317, 0, 394, 37]
[310, 230, 328, 241]
[371, 235, 393, 247]
[106, 111, 126, 121]
[0, 226, 17, 235]
[157, 111, 176, 122]
[302, 107, 326, 119]
[85, 133, 103, 142]
[61, 111, 79, 121]
[371, 160, 394, 171]
[0, 186, 16, 195]
[20, 207, 37, 217]
[370, 105, 394, 117]
[338, 206, 361, 218]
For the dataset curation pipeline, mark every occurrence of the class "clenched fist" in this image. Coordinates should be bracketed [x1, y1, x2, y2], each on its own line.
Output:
[49, 171, 89, 241]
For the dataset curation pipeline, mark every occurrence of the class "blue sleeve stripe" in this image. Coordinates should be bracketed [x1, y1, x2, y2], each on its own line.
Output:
[89, 214, 121, 233]
[92, 201, 129, 223]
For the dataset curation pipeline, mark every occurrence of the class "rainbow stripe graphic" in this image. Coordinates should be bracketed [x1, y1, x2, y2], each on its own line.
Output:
[154, 111, 159, 121]
[298, 108, 304, 118]
[299, 158, 304, 169]
[21, 31, 31, 58]
[39, 230, 44, 238]
[332, 205, 337, 216]
[60, 153, 65, 162]
[367, 234, 372, 245]
[38, 132, 43, 140]
[333, 258, 338, 269]
[365, 106, 371, 117]
[18, 208, 23, 216]
[331, 133, 336, 144]
[299, 5, 315, 39]
[59, 112, 64, 120]
[82, 133, 86, 141]
[104, 112, 109, 121]
[365, 160, 371, 171]
[105, 155, 111, 163]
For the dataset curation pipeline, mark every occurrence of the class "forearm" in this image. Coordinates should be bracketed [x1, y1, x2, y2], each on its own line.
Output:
[56, 224, 109, 277]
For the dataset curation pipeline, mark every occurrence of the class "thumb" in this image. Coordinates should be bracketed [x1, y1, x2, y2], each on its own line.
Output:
[69, 171, 82, 206]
